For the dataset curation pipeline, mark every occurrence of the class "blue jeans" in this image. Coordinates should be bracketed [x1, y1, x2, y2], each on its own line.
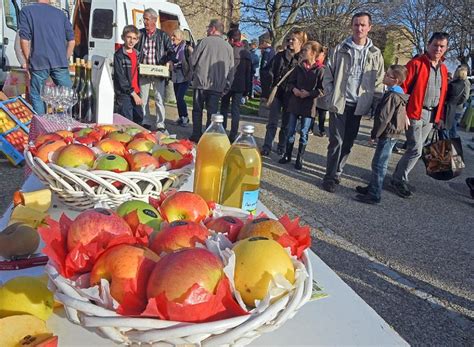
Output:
[116, 95, 144, 124]
[448, 112, 463, 139]
[30, 68, 72, 114]
[173, 81, 189, 118]
[287, 114, 312, 146]
[368, 137, 398, 200]
[220, 91, 243, 142]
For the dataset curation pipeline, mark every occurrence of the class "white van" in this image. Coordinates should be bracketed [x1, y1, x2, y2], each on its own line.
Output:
[0, 0, 193, 72]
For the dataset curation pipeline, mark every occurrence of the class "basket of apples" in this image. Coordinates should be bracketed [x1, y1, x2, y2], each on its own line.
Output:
[39, 191, 313, 346]
[24, 125, 194, 210]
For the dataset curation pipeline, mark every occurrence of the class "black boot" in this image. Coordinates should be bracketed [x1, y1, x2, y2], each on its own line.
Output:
[278, 142, 294, 164]
[295, 145, 306, 170]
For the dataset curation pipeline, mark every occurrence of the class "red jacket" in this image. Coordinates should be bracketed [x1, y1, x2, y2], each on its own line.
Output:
[401, 54, 448, 123]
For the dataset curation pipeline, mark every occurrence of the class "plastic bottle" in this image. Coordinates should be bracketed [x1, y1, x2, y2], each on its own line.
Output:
[219, 125, 262, 214]
[193, 114, 231, 202]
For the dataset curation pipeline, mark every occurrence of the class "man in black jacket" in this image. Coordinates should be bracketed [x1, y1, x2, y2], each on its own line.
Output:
[135, 8, 175, 131]
[220, 29, 252, 142]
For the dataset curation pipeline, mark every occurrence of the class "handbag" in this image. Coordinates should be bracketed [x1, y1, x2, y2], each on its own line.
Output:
[266, 67, 295, 107]
[422, 130, 465, 181]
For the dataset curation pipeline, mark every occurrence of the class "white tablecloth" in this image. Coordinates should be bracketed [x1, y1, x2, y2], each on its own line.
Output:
[0, 175, 407, 346]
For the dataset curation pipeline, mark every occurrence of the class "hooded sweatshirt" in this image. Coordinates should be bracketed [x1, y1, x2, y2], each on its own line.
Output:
[371, 85, 410, 140]
[345, 37, 373, 104]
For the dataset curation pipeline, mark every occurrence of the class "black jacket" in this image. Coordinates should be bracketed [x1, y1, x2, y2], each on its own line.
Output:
[444, 78, 467, 129]
[113, 47, 139, 97]
[287, 63, 324, 117]
[269, 49, 301, 100]
[371, 90, 409, 139]
[230, 45, 252, 94]
[135, 28, 175, 65]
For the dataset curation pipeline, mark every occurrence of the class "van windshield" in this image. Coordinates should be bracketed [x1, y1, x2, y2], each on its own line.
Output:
[3, 0, 20, 31]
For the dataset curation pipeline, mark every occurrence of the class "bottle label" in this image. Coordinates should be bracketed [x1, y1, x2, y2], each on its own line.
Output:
[241, 189, 259, 215]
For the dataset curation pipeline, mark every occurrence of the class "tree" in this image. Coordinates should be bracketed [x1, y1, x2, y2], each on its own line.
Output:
[239, 0, 310, 47]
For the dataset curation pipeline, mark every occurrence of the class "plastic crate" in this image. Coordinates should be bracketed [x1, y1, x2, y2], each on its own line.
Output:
[0, 96, 35, 129]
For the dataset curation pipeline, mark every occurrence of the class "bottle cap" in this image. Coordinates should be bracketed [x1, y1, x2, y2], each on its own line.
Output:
[80, 59, 85, 65]
[211, 114, 224, 122]
[242, 125, 255, 134]
[75, 57, 80, 64]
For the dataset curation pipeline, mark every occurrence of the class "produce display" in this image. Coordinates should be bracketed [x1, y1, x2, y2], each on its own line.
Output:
[35, 190, 311, 332]
[3, 128, 28, 152]
[29, 125, 194, 172]
[0, 109, 17, 133]
[4, 99, 34, 124]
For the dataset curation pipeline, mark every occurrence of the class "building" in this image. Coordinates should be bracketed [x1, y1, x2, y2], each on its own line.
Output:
[371, 25, 414, 68]
[171, 0, 240, 40]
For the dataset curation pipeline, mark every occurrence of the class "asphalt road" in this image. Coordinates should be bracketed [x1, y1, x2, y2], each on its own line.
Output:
[1, 105, 473, 345]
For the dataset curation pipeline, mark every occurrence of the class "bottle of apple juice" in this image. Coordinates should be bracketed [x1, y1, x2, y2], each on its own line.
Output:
[219, 125, 262, 214]
[193, 114, 231, 202]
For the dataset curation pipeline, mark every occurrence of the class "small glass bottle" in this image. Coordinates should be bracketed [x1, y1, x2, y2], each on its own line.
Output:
[194, 114, 231, 202]
[219, 125, 262, 214]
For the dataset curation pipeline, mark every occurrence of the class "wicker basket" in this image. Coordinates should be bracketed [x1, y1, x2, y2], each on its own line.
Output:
[45, 250, 312, 346]
[24, 149, 193, 210]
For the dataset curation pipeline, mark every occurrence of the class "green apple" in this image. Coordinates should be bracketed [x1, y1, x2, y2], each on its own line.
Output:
[107, 131, 133, 144]
[94, 154, 129, 172]
[116, 200, 162, 230]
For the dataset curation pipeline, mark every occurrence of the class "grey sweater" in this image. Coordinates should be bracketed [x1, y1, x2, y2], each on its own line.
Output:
[190, 35, 235, 93]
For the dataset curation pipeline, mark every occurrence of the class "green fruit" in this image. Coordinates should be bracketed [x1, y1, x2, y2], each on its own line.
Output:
[116, 200, 162, 230]
[94, 154, 129, 172]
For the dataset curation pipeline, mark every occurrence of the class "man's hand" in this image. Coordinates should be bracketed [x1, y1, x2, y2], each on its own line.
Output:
[438, 119, 445, 129]
[405, 115, 411, 130]
[132, 93, 143, 106]
[299, 89, 310, 98]
[292, 88, 301, 97]
[368, 138, 376, 146]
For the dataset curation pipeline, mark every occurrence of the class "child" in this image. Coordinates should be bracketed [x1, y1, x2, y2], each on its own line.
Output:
[279, 41, 324, 170]
[113, 25, 143, 123]
[355, 65, 409, 204]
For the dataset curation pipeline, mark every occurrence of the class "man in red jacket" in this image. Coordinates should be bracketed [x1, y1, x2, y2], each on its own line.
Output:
[390, 32, 449, 198]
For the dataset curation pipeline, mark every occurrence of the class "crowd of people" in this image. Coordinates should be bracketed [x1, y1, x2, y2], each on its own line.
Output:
[18, 1, 472, 204]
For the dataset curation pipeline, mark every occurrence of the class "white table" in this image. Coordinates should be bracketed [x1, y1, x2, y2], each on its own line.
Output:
[0, 175, 407, 346]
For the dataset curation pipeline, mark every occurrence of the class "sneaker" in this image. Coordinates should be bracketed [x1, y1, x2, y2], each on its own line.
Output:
[389, 180, 412, 198]
[180, 118, 189, 127]
[354, 194, 380, 204]
[277, 148, 284, 156]
[322, 180, 336, 193]
[308, 129, 313, 135]
[356, 185, 369, 195]
[317, 131, 325, 137]
[260, 149, 270, 156]
[334, 177, 341, 185]
[175, 118, 183, 125]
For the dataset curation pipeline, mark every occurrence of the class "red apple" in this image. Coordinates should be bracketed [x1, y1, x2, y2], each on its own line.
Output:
[96, 124, 117, 134]
[97, 138, 127, 156]
[126, 138, 155, 152]
[67, 208, 133, 251]
[36, 139, 67, 163]
[146, 248, 223, 302]
[133, 131, 157, 143]
[35, 133, 63, 148]
[90, 244, 159, 305]
[152, 148, 183, 164]
[55, 130, 74, 139]
[107, 131, 133, 144]
[205, 216, 244, 242]
[149, 220, 209, 254]
[56, 144, 96, 168]
[167, 142, 192, 155]
[128, 152, 160, 171]
[160, 191, 210, 223]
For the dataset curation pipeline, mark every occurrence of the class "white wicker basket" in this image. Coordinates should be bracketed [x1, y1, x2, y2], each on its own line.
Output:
[45, 251, 313, 346]
[24, 149, 193, 210]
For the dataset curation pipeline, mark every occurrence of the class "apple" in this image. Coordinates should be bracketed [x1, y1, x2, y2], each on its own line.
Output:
[74, 127, 93, 138]
[237, 218, 288, 241]
[97, 138, 127, 156]
[126, 138, 155, 153]
[149, 220, 209, 254]
[67, 208, 133, 251]
[55, 144, 95, 168]
[55, 130, 74, 139]
[125, 127, 142, 136]
[128, 152, 160, 171]
[75, 135, 97, 146]
[205, 216, 244, 242]
[96, 124, 117, 134]
[160, 137, 179, 145]
[167, 142, 192, 155]
[94, 154, 129, 172]
[160, 191, 210, 223]
[36, 140, 67, 163]
[35, 133, 63, 148]
[133, 131, 157, 143]
[147, 248, 223, 302]
[116, 200, 162, 230]
[151, 148, 183, 164]
[107, 131, 133, 144]
[90, 244, 159, 305]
